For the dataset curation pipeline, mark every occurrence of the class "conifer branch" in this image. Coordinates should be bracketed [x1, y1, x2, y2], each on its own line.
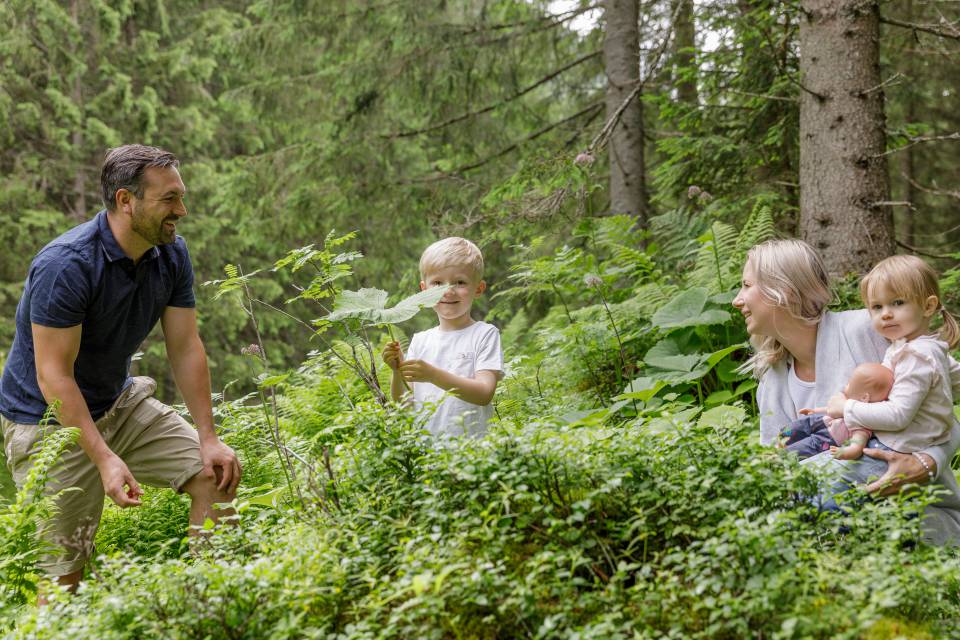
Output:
[881, 15, 960, 41]
[873, 132, 960, 157]
[437, 3, 599, 35]
[386, 50, 601, 138]
[453, 102, 604, 174]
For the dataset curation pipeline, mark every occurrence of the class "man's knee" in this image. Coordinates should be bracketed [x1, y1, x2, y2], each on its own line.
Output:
[183, 471, 235, 503]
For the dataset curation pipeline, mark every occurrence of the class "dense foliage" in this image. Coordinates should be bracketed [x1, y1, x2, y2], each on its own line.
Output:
[1, 220, 959, 637]
[2, 0, 960, 637]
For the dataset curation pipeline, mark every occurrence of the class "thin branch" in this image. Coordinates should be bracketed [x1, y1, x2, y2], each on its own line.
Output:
[728, 88, 798, 103]
[857, 72, 902, 96]
[588, 0, 684, 153]
[881, 15, 960, 41]
[902, 174, 960, 202]
[873, 132, 960, 157]
[454, 102, 604, 173]
[436, 3, 600, 35]
[896, 239, 956, 260]
[870, 200, 915, 209]
[386, 50, 601, 138]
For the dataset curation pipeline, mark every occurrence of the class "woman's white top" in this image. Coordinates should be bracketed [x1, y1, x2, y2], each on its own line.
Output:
[787, 364, 817, 416]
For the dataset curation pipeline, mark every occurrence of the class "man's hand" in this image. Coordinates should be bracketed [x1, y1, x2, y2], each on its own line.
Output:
[200, 437, 242, 495]
[862, 448, 935, 496]
[97, 454, 143, 508]
[382, 341, 403, 371]
[826, 392, 847, 418]
[399, 359, 439, 384]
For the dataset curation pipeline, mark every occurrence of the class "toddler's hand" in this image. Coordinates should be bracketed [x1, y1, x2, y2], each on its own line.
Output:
[826, 392, 847, 418]
[399, 359, 436, 384]
[382, 341, 403, 370]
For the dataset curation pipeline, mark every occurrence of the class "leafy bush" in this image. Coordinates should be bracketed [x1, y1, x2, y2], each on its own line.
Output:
[9, 404, 960, 638]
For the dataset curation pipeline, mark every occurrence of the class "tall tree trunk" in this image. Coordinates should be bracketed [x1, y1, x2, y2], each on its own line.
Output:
[900, 0, 917, 249]
[603, 0, 649, 224]
[672, 0, 698, 106]
[798, 0, 893, 275]
[70, 0, 86, 220]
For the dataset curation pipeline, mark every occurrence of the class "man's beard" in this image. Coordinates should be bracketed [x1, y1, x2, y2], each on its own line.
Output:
[131, 202, 176, 246]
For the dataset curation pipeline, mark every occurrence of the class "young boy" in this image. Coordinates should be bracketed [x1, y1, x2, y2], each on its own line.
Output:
[382, 237, 504, 437]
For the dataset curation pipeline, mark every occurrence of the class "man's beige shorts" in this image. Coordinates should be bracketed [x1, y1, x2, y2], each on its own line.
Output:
[1, 376, 205, 576]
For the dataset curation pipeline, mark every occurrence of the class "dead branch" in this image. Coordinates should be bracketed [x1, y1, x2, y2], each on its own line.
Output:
[386, 50, 601, 138]
[896, 239, 957, 260]
[728, 88, 799, 103]
[881, 15, 960, 41]
[902, 174, 960, 202]
[874, 132, 960, 157]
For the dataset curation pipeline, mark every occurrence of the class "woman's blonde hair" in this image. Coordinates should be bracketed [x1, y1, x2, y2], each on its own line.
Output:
[739, 239, 832, 378]
[859, 254, 960, 348]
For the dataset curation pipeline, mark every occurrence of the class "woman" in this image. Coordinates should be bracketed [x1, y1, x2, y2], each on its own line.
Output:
[732, 239, 960, 544]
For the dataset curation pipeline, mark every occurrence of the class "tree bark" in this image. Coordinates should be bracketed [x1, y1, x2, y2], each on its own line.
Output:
[70, 0, 86, 220]
[603, 0, 649, 224]
[899, 0, 917, 248]
[798, 0, 894, 275]
[671, 0, 698, 106]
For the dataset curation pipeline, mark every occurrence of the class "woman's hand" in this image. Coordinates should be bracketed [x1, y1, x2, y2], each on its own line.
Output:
[862, 448, 937, 496]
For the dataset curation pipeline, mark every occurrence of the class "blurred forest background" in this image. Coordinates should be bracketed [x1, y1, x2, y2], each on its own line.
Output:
[4, 2, 960, 637]
[2, 0, 957, 398]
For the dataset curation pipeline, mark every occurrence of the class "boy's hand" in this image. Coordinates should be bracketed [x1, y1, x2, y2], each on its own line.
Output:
[826, 392, 847, 418]
[382, 341, 403, 370]
[798, 406, 827, 416]
[399, 359, 438, 384]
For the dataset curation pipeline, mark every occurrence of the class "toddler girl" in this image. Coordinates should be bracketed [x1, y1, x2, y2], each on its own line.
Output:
[814, 255, 960, 504]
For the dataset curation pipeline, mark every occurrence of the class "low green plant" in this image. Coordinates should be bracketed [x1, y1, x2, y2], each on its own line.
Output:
[0, 425, 78, 621]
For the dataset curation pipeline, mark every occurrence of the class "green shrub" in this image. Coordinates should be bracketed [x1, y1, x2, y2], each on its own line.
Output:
[9, 404, 960, 638]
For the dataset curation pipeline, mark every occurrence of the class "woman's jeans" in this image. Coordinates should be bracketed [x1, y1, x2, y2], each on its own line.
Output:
[800, 437, 892, 512]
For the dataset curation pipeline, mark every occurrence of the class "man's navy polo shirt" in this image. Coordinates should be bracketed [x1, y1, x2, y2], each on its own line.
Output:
[0, 210, 196, 424]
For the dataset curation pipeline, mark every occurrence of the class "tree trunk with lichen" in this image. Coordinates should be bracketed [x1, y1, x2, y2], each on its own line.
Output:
[603, 0, 649, 225]
[798, 0, 893, 276]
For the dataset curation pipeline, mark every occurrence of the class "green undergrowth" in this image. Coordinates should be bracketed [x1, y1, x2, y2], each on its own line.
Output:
[8, 402, 960, 639]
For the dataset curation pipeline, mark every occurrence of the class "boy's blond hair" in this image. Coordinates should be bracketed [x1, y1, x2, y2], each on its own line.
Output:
[419, 237, 484, 281]
[860, 254, 960, 348]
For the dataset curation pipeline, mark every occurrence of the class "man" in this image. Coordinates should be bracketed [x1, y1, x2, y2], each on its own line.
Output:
[0, 144, 241, 592]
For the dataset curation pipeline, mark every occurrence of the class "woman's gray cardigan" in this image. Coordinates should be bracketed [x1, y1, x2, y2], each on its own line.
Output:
[756, 309, 960, 545]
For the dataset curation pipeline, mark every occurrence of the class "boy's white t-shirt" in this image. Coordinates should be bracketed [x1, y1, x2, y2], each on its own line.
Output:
[405, 320, 504, 437]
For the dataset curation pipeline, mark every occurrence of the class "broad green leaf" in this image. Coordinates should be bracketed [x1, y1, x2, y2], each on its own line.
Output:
[704, 343, 747, 368]
[734, 379, 758, 396]
[643, 339, 702, 372]
[645, 407, 702, 435]
[651, 287, 731, 331]
[704, 390, 734, 406]
[245, 487, 286, 507]
[698, 404, 747, 430]
[618, 377, 668, 402]
[325, 286, 449, 325]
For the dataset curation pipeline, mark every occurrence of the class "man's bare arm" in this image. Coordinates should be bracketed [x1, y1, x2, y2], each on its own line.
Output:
[32, 323, 142, 507]
[161, 306, 241, 494]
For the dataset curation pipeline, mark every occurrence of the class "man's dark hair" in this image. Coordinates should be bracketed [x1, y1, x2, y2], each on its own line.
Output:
[100, 144, 179, 211]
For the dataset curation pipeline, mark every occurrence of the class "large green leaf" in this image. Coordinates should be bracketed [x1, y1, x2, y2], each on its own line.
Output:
[326, 286, 449, 325]
[617, 377, 668, 402]
[651, 287, 731, 331]
[642, 339, 709, 383]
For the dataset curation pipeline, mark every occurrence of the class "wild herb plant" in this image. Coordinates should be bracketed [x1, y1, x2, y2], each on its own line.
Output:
[0, 423, 77, 620]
